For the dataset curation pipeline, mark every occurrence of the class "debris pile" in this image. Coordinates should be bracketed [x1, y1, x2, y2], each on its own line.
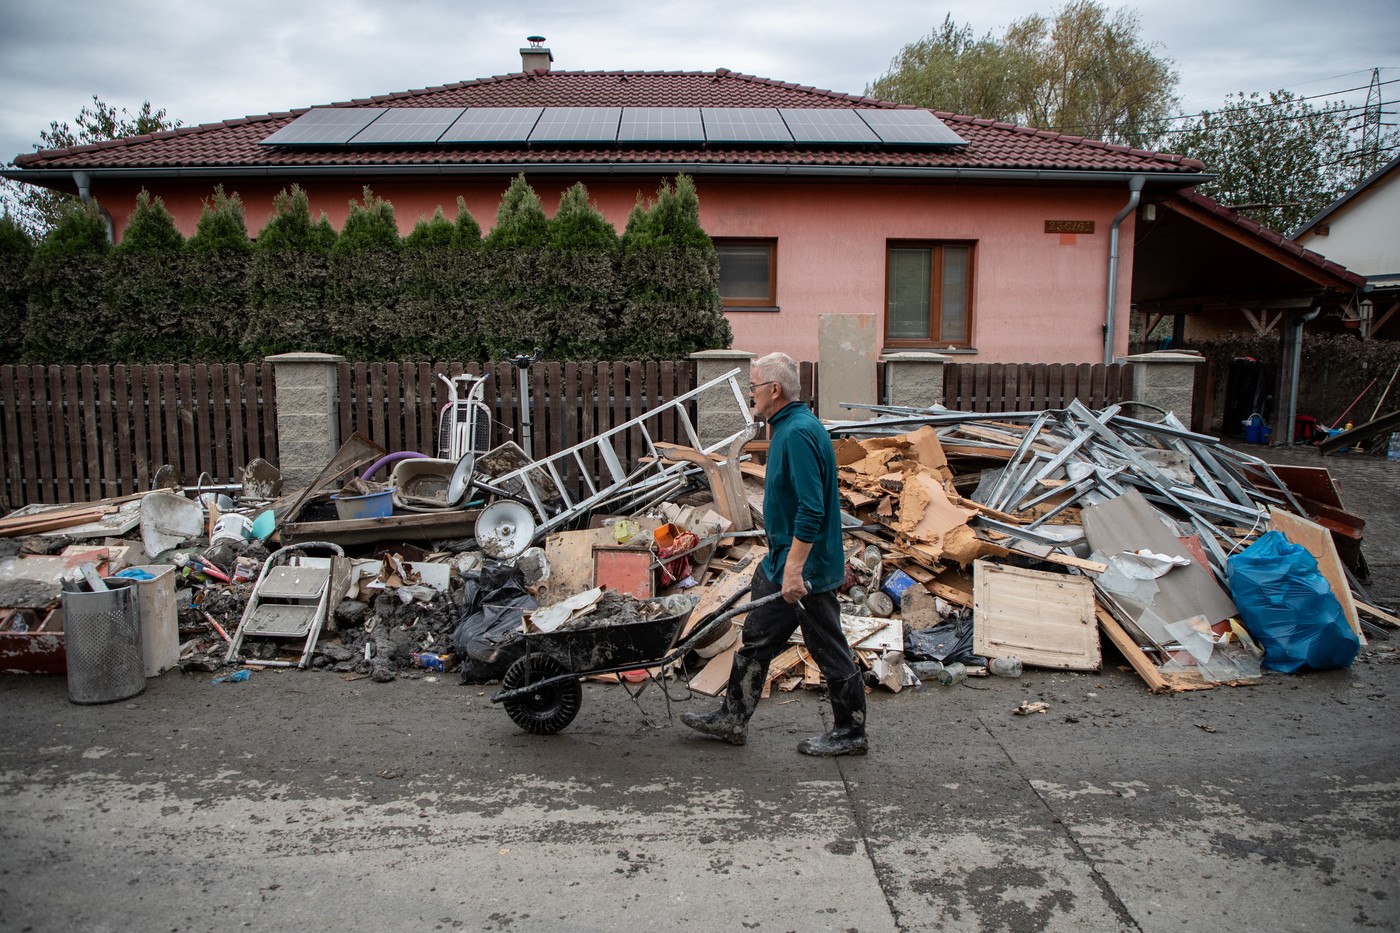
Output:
[2, 372, 1393, 716]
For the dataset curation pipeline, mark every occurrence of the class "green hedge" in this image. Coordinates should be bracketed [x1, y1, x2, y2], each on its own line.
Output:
[11, 175, 730, 363]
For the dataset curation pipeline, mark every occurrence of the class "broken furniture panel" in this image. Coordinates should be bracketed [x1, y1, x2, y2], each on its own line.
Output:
[1268, 506, 1365, 644]
[972, 560, 1100, 670]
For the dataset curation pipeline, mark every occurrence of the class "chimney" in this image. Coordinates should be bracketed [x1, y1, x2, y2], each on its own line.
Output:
[520, 35, 553, 73]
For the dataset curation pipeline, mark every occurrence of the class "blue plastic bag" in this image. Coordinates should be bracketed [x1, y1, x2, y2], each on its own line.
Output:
[1225, 531, 1359, 673]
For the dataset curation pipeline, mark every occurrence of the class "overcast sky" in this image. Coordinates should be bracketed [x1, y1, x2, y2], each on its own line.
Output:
[2, 0, 1396, 165]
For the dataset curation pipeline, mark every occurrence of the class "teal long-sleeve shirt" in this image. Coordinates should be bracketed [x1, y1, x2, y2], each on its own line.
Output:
[759, 401, 845, 595]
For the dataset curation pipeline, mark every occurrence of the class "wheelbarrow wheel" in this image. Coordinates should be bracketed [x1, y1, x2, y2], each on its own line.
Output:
[501, 655, 582, 735]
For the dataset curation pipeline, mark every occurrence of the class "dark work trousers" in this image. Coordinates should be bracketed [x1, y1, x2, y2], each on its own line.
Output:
[737, 566, 859, 683]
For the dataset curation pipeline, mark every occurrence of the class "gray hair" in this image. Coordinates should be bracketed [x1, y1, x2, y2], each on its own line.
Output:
[753, 352, 801, 400]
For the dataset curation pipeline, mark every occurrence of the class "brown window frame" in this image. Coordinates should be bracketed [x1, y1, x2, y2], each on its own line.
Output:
[883, 240, 976, 349]
[715, 238, 778, 309]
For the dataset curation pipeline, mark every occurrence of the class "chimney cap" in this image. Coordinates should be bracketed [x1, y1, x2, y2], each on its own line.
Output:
[526, 35, 546, 46]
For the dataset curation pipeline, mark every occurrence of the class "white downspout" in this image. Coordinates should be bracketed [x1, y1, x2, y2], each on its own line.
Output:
[1104, 176, 1146, 365]
[72, 170, 114, 242]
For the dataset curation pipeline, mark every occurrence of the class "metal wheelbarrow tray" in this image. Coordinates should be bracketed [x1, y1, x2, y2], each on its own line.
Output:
[490, 591, 781, 736]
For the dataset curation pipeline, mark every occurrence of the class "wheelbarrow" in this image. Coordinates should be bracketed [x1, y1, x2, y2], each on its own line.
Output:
[490, 590, 784, 735]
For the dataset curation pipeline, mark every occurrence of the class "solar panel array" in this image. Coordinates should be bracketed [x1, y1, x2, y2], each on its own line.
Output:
[261, 107, 967, 147]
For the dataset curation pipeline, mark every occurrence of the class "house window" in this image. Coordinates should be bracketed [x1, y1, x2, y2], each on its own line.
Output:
[716, 239, 777, 309]
[885, 242, 974, 346]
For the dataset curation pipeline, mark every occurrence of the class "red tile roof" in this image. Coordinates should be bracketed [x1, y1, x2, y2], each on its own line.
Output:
[13, 69, 1207, 176]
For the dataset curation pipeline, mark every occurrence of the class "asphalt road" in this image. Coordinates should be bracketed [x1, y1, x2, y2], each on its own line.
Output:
[1, 445, 1397, 933]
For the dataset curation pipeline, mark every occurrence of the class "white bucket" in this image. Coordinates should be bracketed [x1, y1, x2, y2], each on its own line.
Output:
[211, 513, 254, 545]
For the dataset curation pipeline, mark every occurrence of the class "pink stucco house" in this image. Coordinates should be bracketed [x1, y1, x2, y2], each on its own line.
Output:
[6, 44, 1363, 364]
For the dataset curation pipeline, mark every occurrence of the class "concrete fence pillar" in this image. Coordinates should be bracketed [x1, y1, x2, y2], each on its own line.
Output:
[268, 352, 346, 488]
[817, 313, 879, 420]
[689, 349, 755, 449]
[1127, 351, 1204, 424]
[880, 351, 949, 410]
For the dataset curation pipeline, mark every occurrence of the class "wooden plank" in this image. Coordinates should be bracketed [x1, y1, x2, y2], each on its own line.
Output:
[224, 364, 246, 479]
[157, 364, 176, 479]
[132, 365, 152, 491]
[680, 554, 765, 640]
[94, 365, 118, 498]
[191, 364, 211, 482]
[337, 362, 354, 446]
[4, 367, 33, 507]
[658, 361, 675, 445]
[0, 367, 16, 508]
[1096, 605, 1173, 694]
[563, 362, 580, 498]
[689, 639, 740, 696]
[0, 506, 108, 537]
[1268, 506, 1365, 644]
[260, 362, 278, 462]
[366, 363, 384, 449]
[210, 364, 230, 481]
[402, 363, 420, 455]
[541, 360, 560, 459]
[77, 365, 100, 502]
[414, 362, 432, 454]
[108, 365, 132, 497]
[1356, 600, 1400, 627]
[177, 364, 197, 480]
[386, 361, 403, 451]
[28, 368, 52, 504]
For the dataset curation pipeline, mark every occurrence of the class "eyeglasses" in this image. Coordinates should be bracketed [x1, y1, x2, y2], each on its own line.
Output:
[748, 380, 778, 407]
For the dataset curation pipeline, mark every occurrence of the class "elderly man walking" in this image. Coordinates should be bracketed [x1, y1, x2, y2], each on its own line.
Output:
[680, 352, 867, 757]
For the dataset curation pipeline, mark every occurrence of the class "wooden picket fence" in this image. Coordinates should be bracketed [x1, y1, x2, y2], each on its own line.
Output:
[943, 361, 1135, 412]
[0, 357, 1137, 512]
[0, 363, 276, 510]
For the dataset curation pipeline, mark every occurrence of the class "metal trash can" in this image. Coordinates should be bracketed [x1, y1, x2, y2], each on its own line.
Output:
[62, 578, 146, 704]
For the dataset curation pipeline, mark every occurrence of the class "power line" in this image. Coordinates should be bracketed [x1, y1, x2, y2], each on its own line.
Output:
[1160, 78, 1400, 123]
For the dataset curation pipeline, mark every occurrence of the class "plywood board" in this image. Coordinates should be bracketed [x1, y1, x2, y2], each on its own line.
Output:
[688, 640, 739, 696]
[538, 520, 661, 606]
[972, 560, 1100, 670]
[679, 551, 765, 640]
[1269, 506, 1365, 644]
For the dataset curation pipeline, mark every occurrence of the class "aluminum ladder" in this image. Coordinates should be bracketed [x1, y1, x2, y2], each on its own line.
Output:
[482, 367, 755, 537]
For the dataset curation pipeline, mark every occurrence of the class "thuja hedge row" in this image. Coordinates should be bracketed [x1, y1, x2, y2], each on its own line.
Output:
[0, 175, 731, 363]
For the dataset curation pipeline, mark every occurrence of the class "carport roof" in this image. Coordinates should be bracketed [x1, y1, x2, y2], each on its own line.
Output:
[1132, 188, 1367, 308]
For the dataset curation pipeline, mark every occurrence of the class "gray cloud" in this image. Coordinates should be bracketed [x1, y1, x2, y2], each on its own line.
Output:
[4, 0, 1396, 166]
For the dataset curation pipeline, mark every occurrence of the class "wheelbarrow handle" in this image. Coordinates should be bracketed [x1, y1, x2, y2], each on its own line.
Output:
[674, 589, 788, 654]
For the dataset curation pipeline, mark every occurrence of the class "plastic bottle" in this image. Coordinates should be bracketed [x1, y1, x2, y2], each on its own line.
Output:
[989, 657, 1023, 678]
[937, 661, 967, 685]
[909, 660, 944, 681]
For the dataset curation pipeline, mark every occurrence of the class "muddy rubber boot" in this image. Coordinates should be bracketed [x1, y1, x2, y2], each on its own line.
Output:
[680, 655, 766, 746]
[798, 672, 868, 757]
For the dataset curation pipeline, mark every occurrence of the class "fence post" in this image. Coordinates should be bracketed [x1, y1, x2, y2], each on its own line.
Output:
[689, 349, 755, 448]
[267, 352, 346, 488]
[1127, 351, 1204, 423]
[880, 351, 948, 409]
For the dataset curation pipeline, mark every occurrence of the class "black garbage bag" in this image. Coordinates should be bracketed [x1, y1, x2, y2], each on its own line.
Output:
[452, 562, 537, 683]
[904, 611, 982, 666]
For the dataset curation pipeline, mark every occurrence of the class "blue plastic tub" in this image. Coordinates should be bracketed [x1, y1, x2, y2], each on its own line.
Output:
[333, 489, 393, 520]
